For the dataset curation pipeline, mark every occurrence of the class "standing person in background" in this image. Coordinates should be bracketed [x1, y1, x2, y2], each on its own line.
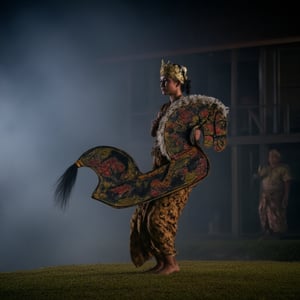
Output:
[257, 149, 292, 238]
[129, 60, 201, 275]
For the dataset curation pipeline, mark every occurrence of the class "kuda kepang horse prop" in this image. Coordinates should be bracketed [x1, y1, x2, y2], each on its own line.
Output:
[54, 95, 229, 209]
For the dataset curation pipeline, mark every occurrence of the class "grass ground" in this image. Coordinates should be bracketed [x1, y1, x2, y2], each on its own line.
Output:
[178, 238, 300, 261]
[1, 261, 300, 300]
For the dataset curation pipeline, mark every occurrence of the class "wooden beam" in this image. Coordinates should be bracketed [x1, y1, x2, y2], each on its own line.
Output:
[228, 133, 300, 145]
[97, 36, 300, 64]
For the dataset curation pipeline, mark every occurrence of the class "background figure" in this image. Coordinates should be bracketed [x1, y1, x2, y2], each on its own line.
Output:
[257, 149, 292, 238]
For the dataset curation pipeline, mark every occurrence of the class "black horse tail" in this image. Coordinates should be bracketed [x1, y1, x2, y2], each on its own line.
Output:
[54, 163, 79, 210]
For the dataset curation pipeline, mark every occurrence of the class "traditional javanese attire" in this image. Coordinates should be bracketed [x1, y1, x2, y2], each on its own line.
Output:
[130, 99, 192, 267]
[258, 164, 292, 234]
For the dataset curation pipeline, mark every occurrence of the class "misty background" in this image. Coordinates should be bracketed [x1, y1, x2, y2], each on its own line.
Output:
[1, 0, 288, 271]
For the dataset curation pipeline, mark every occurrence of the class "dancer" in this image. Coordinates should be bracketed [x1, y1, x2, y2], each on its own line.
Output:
[130, 60, 201, 275]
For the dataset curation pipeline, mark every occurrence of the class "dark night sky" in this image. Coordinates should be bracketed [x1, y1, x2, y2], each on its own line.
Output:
[0, 0, 299, 271]
[1, 0, 299, 59]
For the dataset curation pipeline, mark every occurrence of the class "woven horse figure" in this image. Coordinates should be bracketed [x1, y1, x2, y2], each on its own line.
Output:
[55, 95, 229, 209]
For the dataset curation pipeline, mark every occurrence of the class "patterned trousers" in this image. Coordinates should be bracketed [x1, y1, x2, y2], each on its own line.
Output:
[130, 187, 191, 267]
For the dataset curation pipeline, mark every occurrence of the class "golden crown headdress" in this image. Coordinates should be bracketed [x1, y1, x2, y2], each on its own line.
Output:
[160, 59, 188, 84]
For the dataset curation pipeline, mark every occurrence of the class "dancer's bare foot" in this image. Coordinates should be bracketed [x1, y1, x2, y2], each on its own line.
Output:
[156, 255, 180, 275]
[157, 263, 180, 275]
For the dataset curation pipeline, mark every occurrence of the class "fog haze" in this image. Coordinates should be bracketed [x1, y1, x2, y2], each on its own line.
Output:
[0, 1, 268, 271]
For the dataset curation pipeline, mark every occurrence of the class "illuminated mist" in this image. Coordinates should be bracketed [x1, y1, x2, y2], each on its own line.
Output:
[0, 1, 234, 271]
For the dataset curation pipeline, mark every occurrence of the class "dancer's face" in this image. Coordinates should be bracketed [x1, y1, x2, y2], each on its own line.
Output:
[160, 76, 180, 96]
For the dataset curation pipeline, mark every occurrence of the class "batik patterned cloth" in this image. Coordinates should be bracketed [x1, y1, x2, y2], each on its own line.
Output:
[258, 164, 292, 233]
[129, 99, 192, 267]
[130, 186, 191, 267]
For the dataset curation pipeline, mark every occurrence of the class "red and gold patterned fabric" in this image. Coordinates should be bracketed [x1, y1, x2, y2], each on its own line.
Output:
[75, 95, 228, 208]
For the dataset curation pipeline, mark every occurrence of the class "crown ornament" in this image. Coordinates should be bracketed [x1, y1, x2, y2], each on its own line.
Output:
[160, 59, 188, 84]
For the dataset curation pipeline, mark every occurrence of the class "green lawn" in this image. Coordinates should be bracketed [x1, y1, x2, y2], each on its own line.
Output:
[1, 261, 300, 299]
